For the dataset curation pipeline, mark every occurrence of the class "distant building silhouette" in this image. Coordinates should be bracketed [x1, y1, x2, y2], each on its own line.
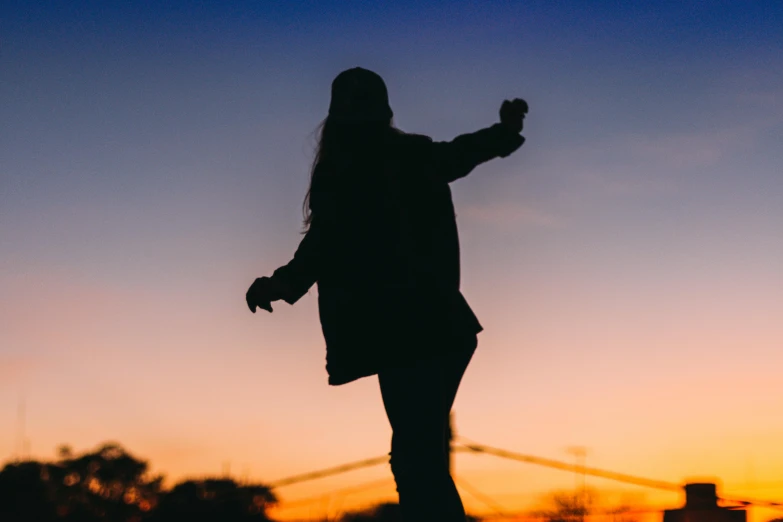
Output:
[663, 483, 746, 522]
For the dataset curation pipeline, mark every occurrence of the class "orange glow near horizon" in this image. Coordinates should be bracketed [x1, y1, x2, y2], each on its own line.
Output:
[2, 265, 783, 522]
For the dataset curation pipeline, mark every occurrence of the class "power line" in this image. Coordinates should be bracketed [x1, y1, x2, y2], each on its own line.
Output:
[272, 477, 396, 511]
[720, 495, 783, 511]
[456, 438, 681, 492]
[264, 437, 783, 515]
[478, 503, 684, 520]
[268, 454, 390, 489]
[457, 437, 783, 512]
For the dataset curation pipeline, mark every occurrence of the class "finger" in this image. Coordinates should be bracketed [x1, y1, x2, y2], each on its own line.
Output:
[259, 301, 273, 313]
[246, 290, 259, 312]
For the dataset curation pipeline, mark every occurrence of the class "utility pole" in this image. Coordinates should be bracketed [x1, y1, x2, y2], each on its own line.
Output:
[567, 446, 588, 522]
[447, 412, 455, 476]
[16, 395, 27, 462]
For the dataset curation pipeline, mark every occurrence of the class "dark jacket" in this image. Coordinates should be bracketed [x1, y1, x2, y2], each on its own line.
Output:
[271, 123, 525, 385]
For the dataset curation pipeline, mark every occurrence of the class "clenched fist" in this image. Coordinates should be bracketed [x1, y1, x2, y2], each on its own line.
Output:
[499, 98, 528, 133]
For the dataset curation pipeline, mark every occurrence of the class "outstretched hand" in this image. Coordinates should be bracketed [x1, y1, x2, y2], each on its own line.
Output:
[246, 276, 286, 313]
[500, 98, 528, 134]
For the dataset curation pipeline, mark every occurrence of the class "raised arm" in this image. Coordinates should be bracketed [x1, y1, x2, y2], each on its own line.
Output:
[429, 98, 528, 183]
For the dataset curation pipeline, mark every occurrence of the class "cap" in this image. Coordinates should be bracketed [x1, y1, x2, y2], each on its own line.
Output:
[327, 67, 393, 123]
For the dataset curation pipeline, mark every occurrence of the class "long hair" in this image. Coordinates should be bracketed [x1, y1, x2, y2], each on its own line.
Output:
[302, 116, 397, 231]
[302, 67, 397, 231]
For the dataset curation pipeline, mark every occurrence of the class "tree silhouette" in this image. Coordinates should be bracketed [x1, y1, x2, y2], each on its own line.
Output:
[338, 502, 481, 521]
[340, 502, 401, 522]
[0, 460, 59, 522]
[0, 443, 160, 522]
[51, 442, 163, 521]
[532, 489, 596, 522]
[0, 442, 277, 522]
[150, 478, 276, 522]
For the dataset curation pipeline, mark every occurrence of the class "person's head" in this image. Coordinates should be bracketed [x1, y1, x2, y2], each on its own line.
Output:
[303, 67, 395, 229]
[327, 67, 393, 124]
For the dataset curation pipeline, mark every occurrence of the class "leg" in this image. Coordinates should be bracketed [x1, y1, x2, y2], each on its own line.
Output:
[378, 335, 477, 522]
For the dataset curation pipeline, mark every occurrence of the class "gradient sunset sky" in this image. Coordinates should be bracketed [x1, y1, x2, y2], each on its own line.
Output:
[2, 1, 782, 520]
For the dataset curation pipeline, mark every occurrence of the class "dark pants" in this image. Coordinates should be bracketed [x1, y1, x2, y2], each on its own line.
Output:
[377, 334, 478, 522]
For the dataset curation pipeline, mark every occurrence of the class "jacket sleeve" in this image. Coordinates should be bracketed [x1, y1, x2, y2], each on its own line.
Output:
[429, 123, 525, 183]
[269, 166, 332, 305]
[270, 220, 322, 305]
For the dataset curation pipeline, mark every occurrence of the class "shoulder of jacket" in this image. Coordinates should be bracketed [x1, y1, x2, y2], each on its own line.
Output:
[399, 131, 433, 144]
[390, 130, 433, 155]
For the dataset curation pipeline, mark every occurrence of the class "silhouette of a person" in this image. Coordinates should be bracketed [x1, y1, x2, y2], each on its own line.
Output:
[246, 67, 527, 522]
